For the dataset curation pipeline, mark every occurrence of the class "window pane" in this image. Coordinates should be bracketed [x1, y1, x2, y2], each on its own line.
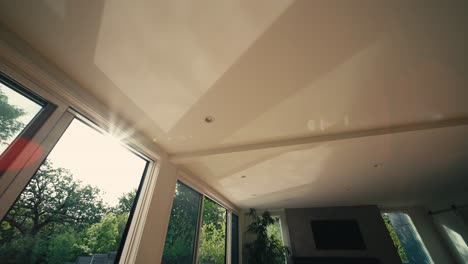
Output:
[266, 215, 286, 264]
[383, 212, 433, 264]
[267, 216, 284, 245]
[0, 79, 43, 156]
[231, 214, 239, 264]
[0, 118, 148, 264]
[199, 197, 227, 264]
[162, 181, 202, 264]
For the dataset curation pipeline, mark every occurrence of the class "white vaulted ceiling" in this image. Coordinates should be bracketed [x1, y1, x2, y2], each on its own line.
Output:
[0, 0, 467, 209]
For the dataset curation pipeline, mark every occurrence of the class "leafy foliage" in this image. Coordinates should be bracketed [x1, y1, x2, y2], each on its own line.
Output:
[383, 214, 409, 263]
[0, 160, 137, 263]
[199, 223, 226, 264]
[114, 190, 136, 214]
[46, 229, 83, 264]
[3, 160, 105, 237]
[82, 213, 119, 254]
[0, 86, 141, 263]
[245, 209, 290, 264]
[162, 183, 202, 264]
[0, 89, 26, 147]
[199, 198, 227, 264]
[267, 217, 283, 243]
[162, 187, 229, 264]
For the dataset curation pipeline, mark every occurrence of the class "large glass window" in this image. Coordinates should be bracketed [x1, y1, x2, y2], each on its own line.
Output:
[0, 77, 44, 159]
[0, 118, 148, 263]
[162, 181, 202, 264]
[199, 197, 227, 264]
[383, 212, 433, 264]
[231, 213, 239, 264]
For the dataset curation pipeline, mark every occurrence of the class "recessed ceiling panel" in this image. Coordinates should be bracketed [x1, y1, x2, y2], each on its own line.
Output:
[185, 125, 468, 209]
[94, 0, 293, 134]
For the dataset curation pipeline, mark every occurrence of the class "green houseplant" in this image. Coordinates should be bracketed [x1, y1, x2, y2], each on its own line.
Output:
[244, 209, 290, 264]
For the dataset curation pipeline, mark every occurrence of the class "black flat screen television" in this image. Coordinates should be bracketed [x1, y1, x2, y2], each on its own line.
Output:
[310, 219, 366, 250]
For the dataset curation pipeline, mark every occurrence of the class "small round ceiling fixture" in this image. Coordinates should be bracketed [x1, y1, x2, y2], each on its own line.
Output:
[204, 116, 214, 123]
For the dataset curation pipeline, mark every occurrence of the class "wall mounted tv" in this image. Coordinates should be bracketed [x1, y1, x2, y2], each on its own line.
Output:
[310, 219, 366, 250]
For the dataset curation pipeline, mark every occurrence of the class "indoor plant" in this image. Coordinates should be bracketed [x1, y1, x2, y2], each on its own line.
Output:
[244, 209, 290, 264]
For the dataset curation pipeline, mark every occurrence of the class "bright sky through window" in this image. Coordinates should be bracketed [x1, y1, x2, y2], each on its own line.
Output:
[47, 119, 147, 206]
[1, 79, 146, 206]
[1, 102, 148, 263]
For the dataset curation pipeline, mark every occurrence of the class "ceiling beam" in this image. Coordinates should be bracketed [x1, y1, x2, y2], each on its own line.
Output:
[169, 116, 468, 163]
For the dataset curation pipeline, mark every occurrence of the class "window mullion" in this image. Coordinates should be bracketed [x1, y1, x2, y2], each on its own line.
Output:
[194, 195, 205, 264]
[226, 211, 232, 264]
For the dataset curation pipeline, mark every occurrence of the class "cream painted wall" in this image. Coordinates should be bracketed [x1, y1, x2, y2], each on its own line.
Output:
[135, 158, 178, 263]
